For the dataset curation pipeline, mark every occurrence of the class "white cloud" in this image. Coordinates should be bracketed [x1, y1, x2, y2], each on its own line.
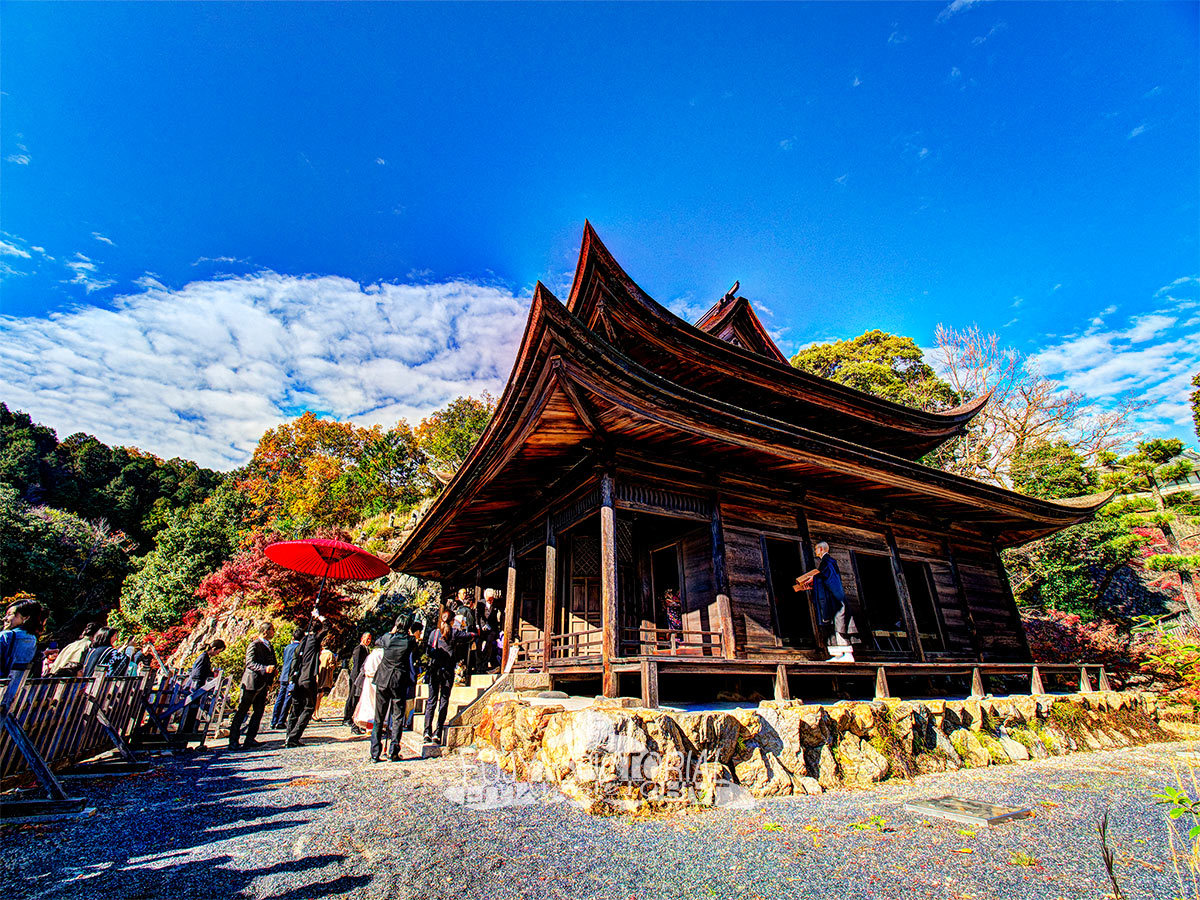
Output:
[375, 158, 386, 166]
[851, 76, 862, 88]
[971, 22, 1006, 45]
[1128, 123, 1148, 139]
[834, 173, 849, 185]
[887, 26, 908, 45]
[63, 252, 116, 293]
[778, 137, 796, 151]
[937, 0, 989, 23]
[0, 272, 528, 469]
[1029, 277, 1200, 437]
[0, 240, 31, 258]
[91, 232, 115, 246]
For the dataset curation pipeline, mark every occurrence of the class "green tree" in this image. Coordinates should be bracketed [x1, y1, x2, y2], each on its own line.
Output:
[117, 485, 248, 631]
[0, 484, 132, 636]
[1010, 441, 1098, 500]
[1101, 439, 1200, 623]
[789, 330, 959, 411]
[1191, 371, 1199, 441]
[415, 394, 496, 473]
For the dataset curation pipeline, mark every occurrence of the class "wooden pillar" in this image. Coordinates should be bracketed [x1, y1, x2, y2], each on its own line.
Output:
[711, 496, 737, 659]
[944, 541, 984, 661]
[474, 565, 483, 605]
[640, 658, 659, 709]
[884, 527, 926, 662]
[600, 471, 618, 697]
[796, 510, 823, 650]
[543, 518, 557, 667]
[502, 544, 519, 670]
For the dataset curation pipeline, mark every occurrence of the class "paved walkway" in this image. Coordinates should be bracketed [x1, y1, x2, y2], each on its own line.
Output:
[4, 723, 1197, 900]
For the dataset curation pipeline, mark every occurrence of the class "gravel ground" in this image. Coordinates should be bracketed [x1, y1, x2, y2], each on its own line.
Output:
[4, 723, 1197, 900]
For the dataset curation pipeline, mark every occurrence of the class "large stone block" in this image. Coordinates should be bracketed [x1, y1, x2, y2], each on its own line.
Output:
[835, 734, 889, 784]
[804, 742, 840, 790]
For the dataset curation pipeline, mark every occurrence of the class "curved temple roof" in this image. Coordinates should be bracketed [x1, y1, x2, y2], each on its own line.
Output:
[389, 238, 1109, 577]
[564, 223, 987, 459]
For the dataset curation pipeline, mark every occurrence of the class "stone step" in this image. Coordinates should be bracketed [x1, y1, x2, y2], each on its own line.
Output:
[469, 674, 499, 689]
[405, 719, 473, 750]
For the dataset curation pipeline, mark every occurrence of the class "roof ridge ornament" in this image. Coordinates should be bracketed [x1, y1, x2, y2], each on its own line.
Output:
[722, 280, 740, 305]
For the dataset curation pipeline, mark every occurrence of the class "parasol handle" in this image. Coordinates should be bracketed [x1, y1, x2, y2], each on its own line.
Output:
[313, 567, 329, 615]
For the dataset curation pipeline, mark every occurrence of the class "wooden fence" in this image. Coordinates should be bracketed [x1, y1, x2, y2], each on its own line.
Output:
[0, 669, 229, 813]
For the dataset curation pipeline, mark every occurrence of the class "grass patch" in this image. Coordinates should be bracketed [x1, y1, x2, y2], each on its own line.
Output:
[1048, 701, 1084, 729]
[1029, 720, 1060, 753]
[1009, 851, 1039, 867]
[1008, 726, 1038, 751]
[976, 732, 1009, 765]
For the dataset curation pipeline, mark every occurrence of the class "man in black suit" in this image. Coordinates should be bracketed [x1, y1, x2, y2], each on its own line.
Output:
[182, 638, 225, 736]
[342, 631, 372, 734]
[476, 588, 502, 673]
[228, 623, 276, 750]
[370, 615, 414, 763]
[285, 612, 329, 748]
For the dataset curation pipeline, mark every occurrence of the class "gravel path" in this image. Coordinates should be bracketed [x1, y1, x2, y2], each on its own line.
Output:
[4, 723, 1197, 900]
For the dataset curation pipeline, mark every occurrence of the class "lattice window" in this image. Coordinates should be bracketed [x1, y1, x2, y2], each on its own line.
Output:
[616, 518, 634, 564]
[572, 534, 601, 577]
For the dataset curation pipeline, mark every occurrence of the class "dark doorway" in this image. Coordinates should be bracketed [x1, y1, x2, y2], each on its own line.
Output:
[765, 539, 814, 648]
[650, 544, 683, 629]
[852, 552, 911, 654]
[902, 560, 945, 652]
[566, 533, 601, 633]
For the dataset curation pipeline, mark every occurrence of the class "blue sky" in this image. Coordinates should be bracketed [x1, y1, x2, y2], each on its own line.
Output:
[1, 2, 1197, 469]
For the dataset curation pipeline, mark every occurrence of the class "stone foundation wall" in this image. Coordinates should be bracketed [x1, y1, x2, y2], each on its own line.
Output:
[473, 691, 1174, 813]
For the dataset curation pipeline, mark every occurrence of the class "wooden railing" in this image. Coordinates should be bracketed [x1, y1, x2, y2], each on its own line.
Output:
[550, 628, 603, 659]
[621, 626, 724, 657]
[508, 636, 546, 666]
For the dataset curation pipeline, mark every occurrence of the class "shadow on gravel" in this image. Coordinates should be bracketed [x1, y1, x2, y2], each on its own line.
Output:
[7, 749, 360, 900]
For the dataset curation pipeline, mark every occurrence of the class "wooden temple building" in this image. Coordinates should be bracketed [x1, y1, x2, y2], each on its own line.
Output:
[389, 224, 1108, 704]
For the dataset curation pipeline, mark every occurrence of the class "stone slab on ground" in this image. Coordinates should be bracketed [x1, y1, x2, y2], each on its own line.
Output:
[2, 722, 1196, 900]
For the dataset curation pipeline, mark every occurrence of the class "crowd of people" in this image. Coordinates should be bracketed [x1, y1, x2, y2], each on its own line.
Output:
[0, 598, 159, 705]
[224, 587, 506, 761]
[0, 587, 507, 762]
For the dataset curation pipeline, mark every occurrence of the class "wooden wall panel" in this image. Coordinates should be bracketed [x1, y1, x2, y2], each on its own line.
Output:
[681, 530, 716, 632]
[805, 519, 889, 553]
[927, 561, 975, 655]
[719, 498, 798, 534]
[958, 559, 1028, 661]
[723, 526, 779, 651]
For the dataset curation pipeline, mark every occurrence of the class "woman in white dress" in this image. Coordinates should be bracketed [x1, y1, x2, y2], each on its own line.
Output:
[353, 643, 385, 729]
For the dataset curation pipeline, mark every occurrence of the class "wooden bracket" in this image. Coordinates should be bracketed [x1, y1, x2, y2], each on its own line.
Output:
[774, 664, 791, 702]
[1079, 666, 1094, 693]
[970, 667, 985, 698]
[874, 666, 891, 700]
[1097, 667, 1113, 692]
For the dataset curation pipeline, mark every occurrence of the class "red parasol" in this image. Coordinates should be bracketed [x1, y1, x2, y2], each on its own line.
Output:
[265, 538, 390, 611]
